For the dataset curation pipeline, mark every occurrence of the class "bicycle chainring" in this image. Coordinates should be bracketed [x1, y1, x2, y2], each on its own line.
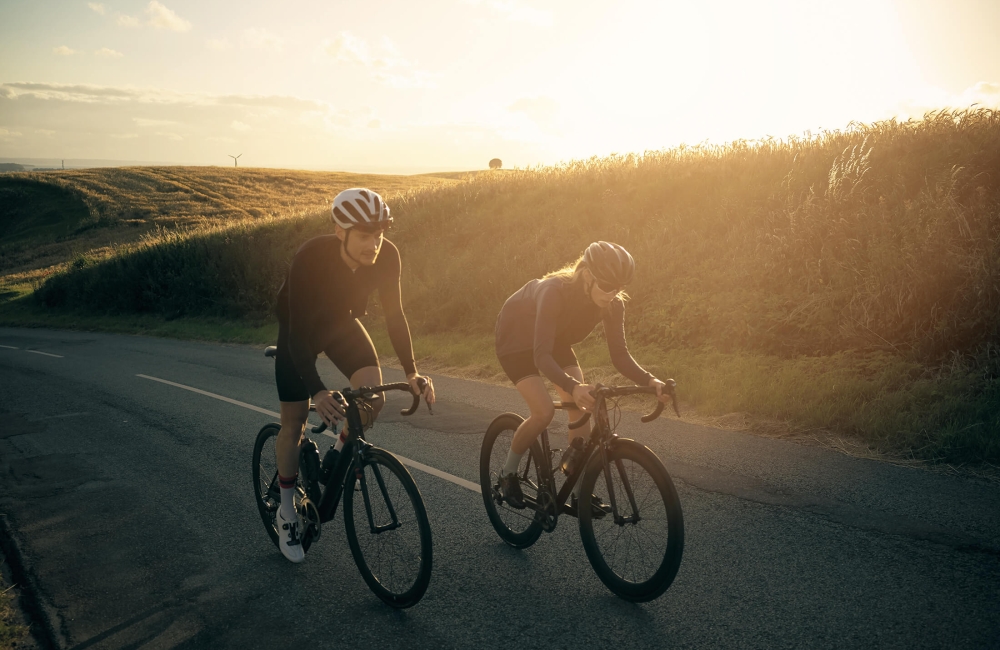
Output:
[299, 496, 322, 544]
[534, 490, 558, 533]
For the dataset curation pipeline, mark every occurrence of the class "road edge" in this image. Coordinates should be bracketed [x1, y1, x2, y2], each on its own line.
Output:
[0, 514, 66, 650]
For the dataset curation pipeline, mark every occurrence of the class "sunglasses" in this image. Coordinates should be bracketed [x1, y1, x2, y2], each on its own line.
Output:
[594, 278, 622, 294]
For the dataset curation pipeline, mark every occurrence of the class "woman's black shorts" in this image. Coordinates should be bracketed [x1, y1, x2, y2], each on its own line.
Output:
[275, 319, 379, 402]
[497, 346, 579, 387]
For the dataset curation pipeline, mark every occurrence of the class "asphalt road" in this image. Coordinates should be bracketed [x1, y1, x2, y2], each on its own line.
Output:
[1, 327, 998, 649]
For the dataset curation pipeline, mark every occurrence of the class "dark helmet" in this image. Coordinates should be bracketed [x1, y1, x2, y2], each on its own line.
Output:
[583, 241, 635, 287]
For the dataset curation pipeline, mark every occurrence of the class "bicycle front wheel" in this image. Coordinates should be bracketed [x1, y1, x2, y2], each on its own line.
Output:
[344, 448, 432, 608]
[479, 413, 544, 548]
[579, 441, 684, 602]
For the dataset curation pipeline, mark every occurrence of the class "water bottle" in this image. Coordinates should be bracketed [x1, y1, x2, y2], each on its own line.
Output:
[559, 437, 585, 475]
[321, 445, 340, 482]
[320, 419, 346, 482]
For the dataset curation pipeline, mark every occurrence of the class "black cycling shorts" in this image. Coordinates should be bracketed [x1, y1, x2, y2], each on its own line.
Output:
[498, 346, 579, 387]
[275, 319, 379, 402]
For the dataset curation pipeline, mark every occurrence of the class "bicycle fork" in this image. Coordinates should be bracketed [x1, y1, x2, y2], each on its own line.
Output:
[355, 453, 402, 534]
[597, 441, 643, 526]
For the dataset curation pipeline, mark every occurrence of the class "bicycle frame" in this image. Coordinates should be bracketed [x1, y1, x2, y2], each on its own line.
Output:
[523, 393, 643, 529]
[313, 399, 389, 528]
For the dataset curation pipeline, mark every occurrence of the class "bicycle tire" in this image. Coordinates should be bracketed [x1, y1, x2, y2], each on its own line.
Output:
[479, 413, 545, 548]
[251, 423, 312, 552]
[579, 440, 683, 602]
[344, 448, 432, 608]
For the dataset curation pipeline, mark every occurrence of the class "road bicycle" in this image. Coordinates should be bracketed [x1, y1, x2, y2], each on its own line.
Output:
[253, 346, 433, 608]
[479, 382, 684, 602]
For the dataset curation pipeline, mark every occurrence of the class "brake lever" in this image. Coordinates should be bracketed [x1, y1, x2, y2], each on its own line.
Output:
[665, 379, 680, 417]
[401, 377, 433, 416]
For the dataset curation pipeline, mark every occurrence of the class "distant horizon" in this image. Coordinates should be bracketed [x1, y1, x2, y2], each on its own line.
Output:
[0, 156, 480, 176]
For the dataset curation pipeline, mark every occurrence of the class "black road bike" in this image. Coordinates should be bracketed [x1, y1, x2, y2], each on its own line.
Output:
[253, 346, 433, 608]
[480, 382, 684, 602]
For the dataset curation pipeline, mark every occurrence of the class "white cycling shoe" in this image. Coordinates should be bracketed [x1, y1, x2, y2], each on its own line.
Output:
[276, 506, 305, 564]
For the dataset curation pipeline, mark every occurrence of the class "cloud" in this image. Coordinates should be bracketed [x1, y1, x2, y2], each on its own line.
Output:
[53, 46, 78, 56]
[322, 33, 435, 88]
[146, 1, 191, 32]
[35, 129, 56, 136]
[134, 117, 178, 126]
[464, 0, 553, 26]
[961, 81, 1000, 107]
[230, 120, 251, 132]
[376, 71, 438, 89]
[891, 80, 1000, 120]
[117, 14, 140, 27]
[323, 32, 371, 65]
[206, 37, 231, 51]
[508, 96, 560, 127]
[95, 47, 124, 58]
[0, 81, 526, 171]
[242, 27, 283, 52]
[88, 2, 107, 15]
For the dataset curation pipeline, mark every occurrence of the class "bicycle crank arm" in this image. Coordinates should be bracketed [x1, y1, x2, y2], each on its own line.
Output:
[370, 522, 402, 534]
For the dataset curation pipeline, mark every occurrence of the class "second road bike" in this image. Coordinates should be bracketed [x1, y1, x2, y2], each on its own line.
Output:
[480, 382, 685, 602]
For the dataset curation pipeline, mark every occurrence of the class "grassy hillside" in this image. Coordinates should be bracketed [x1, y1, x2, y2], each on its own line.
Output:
[7, 110, 1000, 463]
[0, 166, 457, 290]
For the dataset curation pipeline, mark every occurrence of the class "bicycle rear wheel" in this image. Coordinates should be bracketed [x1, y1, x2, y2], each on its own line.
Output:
[344, 448, 432, 608]
[579, 441, 683, 602]
[479, 413, 544, 548]
[251, 423, 312, 552]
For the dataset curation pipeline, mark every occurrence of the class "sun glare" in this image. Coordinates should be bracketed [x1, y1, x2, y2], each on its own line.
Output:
[0, 0, 997, 170]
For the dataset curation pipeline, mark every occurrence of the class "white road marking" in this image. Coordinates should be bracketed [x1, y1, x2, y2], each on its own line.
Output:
[0, 345, 19, 349]
[36, 412, 89, 420]
[26, 350, 63, 358]
[391, 454, 480, 492]
[137, 374, 278, 417]
[136, 373, 480, 493]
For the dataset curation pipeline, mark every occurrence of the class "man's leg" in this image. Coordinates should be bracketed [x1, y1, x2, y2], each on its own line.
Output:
[275, 399, 309, 563]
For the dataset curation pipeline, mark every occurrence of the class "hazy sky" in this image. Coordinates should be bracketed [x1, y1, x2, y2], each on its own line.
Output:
[1, 0, 998, 172]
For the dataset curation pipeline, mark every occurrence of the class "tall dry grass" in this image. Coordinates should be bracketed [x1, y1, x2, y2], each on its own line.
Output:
[390, 109, 1000, 360]
[30, 109, 1000, 461]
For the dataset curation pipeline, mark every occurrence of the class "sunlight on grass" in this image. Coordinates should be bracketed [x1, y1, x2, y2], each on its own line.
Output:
[3, 109, 998, 463]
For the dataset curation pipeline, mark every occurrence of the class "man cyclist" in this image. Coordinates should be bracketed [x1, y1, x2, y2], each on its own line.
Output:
[273, 187, 435, 563]
[493, 241, 672, 516]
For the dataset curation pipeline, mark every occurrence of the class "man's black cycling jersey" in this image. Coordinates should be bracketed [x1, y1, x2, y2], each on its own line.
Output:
[494, 276, 654, 394]
[276, 235, 416, 397]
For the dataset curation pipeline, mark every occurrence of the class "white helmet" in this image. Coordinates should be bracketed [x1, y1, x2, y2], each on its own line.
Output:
[331, 188, 392, 230]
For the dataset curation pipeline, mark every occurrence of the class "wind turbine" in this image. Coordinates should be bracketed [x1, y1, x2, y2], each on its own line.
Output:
[229, 153, 242, 168]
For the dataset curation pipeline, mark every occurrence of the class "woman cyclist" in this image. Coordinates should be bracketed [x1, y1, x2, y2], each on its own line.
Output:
[494, 241, 671, 514]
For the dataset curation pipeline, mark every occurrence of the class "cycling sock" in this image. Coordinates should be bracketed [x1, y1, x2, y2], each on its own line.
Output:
[279, 473, 297, 519]
[503, 448, 524, 476]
